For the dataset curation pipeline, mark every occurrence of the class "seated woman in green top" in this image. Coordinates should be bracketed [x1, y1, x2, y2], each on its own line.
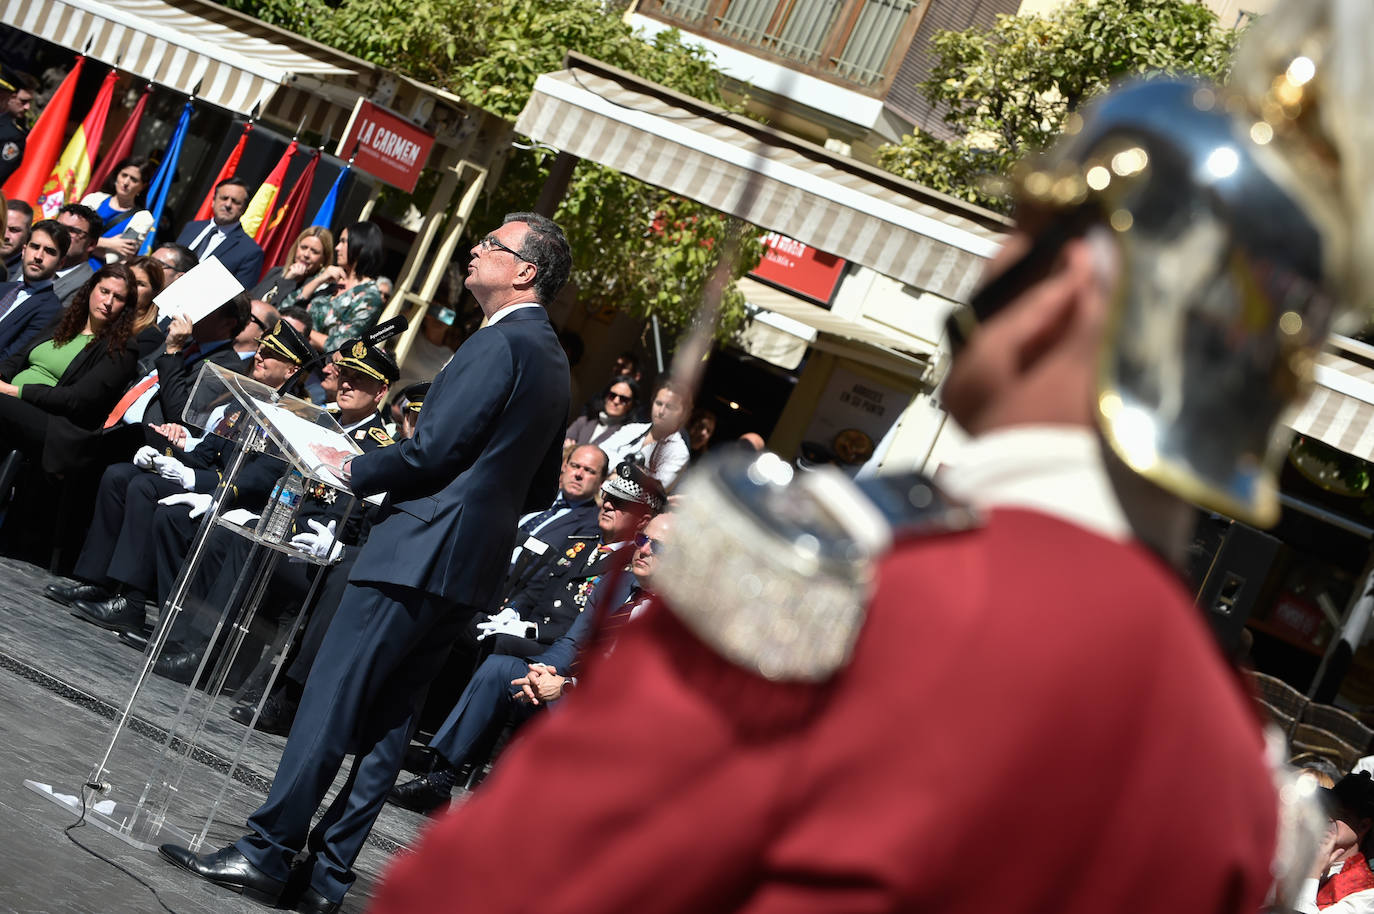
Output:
[0, 263, 139, 450]
[278, 221, 385, 352]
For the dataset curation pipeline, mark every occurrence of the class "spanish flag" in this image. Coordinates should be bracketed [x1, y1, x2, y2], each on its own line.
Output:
[194, 120, 252, 222]
[2, 55, 85, 208]
[242, 140, 296, 240]
[37, 67, 117, 216]
[257, 149, 320, 281]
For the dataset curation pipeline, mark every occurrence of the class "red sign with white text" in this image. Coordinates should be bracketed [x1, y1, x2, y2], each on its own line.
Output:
[748, 232, 846, 305]
[337, 99, 435, 193]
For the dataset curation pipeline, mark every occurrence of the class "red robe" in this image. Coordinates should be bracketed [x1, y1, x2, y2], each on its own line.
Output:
[369, 508, 1276, 914]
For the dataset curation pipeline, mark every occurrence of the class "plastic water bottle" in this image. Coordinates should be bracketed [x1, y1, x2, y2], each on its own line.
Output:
[259, 469, 306, 543]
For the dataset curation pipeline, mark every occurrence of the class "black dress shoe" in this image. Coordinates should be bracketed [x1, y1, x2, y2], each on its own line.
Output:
[118, 628, 151, 652]
[158, 843, 285, 904]
[44, 581, 111, 607]
[387, 774, 453, 814]
[295, 885, 340, 914]
[403, 744, 437, 775]
[229, 690, 298, 735]
[152, 643, 205, 686]
[71, 595, 145, 633]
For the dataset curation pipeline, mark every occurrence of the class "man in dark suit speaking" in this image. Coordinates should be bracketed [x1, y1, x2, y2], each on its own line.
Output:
[175, 178, 264, 289]
[159, 213, 573, 912]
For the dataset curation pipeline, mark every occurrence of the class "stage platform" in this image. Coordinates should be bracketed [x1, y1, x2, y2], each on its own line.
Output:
[0, 556, 445, 914]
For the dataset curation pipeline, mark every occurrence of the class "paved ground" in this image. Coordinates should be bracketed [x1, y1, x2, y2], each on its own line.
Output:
[0, 556, 443, 914]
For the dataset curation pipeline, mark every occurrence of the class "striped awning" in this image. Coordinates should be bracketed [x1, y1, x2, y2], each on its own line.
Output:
[736, 277, 937, 381]
[1286, 347, 1374, 460]
[2, 0, 355, 116]
[515, 56, 1009, 304]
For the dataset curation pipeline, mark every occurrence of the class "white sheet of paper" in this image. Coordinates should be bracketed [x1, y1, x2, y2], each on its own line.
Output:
[155, 256, 245, 324]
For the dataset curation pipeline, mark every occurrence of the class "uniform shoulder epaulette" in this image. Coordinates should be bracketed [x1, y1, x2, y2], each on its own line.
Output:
[368, 426, 394, 447]
[852, 471, 979, 541]
[654, 453, 979, 683]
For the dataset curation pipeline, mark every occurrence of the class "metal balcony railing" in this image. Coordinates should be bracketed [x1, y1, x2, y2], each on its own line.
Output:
[642, 0, 918, 90]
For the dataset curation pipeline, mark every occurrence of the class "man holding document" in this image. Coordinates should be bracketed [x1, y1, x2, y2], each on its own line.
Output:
[159, 213, 574, 913]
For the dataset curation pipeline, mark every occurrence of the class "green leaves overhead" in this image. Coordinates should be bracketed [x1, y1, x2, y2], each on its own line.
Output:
[875, 0, 1238, 212]
[223, 0, 757, 341]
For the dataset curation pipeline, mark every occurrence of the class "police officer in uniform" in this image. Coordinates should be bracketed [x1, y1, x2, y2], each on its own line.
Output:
[389, 463, 665, 812]
[0, 66, 32, 185]
[147, 339, 401, 683]
[371, 3, 1373, 911]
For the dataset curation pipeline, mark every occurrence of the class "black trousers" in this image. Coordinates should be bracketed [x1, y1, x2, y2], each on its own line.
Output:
[73, 462, 183, 594]
[235, 581, 474, 903]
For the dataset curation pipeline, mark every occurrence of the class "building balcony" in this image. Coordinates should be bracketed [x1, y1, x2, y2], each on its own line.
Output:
[637, 0, 922, 95]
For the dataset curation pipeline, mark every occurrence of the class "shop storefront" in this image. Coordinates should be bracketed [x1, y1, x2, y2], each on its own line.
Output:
[1196, 335, 1374, 716]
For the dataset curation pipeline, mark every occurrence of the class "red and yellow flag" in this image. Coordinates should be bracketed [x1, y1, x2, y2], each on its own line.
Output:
[2, 56, 85, 209]
[37, 67, 117, 217]
[257, 149, 320, 281]
[242, 140, 296, 240]
[88, 84, 151, 196]
[194, 120, 252, 222]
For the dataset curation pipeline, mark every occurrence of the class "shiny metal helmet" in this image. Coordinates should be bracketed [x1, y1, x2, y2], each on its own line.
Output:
[997, 26, 1365, 528]
[1019, 76, 1340, 526]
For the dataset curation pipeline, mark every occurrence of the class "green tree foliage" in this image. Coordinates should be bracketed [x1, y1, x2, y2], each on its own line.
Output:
[874, 0, 1237, 212]
[222, 0, 760, 338]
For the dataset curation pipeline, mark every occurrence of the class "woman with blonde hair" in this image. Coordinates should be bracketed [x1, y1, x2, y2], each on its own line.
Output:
[249, 225, 334, 305]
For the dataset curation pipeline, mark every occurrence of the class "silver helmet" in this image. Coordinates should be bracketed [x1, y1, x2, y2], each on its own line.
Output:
[1001, 1, 1374, 527]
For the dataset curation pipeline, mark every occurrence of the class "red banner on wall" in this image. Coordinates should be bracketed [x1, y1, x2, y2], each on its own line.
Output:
[337, 99, 435, 194]
[749, 231, 846, 305]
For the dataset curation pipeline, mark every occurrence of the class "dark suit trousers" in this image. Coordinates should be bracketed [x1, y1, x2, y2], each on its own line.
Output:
[173, 532, 316, 656]
[236, 581, 474, 902]
[74, 463, 182, 593]
[428, 652, 533, 770]
[150, 500, 205, 605]
[284, 545, 359, 687]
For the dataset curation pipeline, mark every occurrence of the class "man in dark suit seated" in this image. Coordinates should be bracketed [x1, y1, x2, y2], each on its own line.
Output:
[502, 443, 608, 617]
[52, 204, 100, 306]
[390, 474, 665, 814]
[158, 212, 573, 913]
[3, 199, 32, 281]
[151, 242, 197, 287]
[176, 178, 264, 290]
[0, 218, 65, 360]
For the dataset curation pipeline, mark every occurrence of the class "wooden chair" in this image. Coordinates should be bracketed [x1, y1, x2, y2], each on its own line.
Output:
[1303, 702, 1374, 755]
[1250, 671, 1309, 719]
[1291, 723, 1362, 773]
[1259, 700, 1297, 741]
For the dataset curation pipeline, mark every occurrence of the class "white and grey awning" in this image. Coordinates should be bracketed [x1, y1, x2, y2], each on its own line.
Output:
[1286, 340, 1374, 461]
[515, 54, 1009, 304]
[2, 0, 355, 115]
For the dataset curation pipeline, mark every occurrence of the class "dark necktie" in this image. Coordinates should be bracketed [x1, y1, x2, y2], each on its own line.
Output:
[521, 496, 568, 536]
[193, 227, 219, 257]
[0, 284, 24, 323]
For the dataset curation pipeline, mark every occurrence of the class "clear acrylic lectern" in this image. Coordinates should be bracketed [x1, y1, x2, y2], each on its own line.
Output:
[26, 362, 364, 850]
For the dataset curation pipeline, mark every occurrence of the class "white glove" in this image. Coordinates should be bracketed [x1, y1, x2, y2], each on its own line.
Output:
[221, 509, 260, 527]
[475, 607, 537, 641]
[132, 445, 160, 470]
[289, 518, 342, 563]
[158, 492, 213, 519]
[152, 454, 196, 490]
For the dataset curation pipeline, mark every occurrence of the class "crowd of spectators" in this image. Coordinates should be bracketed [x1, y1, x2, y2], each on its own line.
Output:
[0, 167, 779, 889]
